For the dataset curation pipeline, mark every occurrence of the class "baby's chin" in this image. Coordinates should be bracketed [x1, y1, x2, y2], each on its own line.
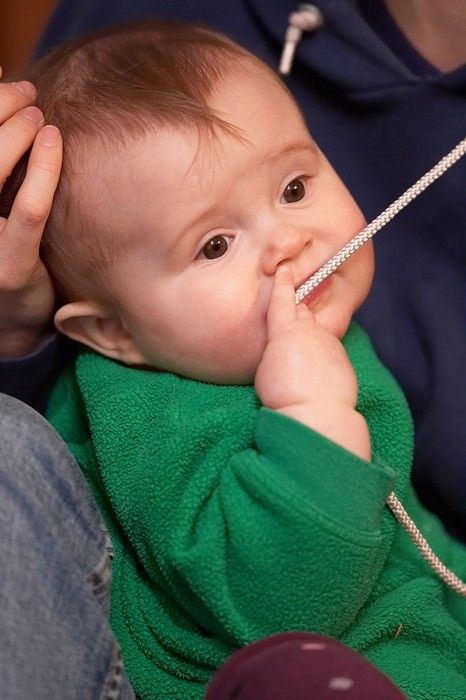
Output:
[314, 306, 353, 340]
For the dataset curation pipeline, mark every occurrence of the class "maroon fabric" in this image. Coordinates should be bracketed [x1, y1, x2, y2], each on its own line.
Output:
[205, 633, 406, 699]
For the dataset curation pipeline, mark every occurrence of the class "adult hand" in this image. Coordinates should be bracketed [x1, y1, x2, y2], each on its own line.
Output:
[0, 71, 62, 357]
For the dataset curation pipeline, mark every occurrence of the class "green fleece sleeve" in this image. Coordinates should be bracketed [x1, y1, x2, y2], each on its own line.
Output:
[162, 407, 396, 643]
[90, 357, 397, 649]
[51, 348, 401, 652]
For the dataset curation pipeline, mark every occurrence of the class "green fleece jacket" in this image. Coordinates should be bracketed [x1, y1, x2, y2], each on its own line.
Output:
[47, 323, 466, 699]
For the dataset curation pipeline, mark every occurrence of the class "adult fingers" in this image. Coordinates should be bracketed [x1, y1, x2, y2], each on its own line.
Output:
[0, 79, 37, 123]
[1, 125, 62, 286]
[0, 105, 44, 185]
[266, 266, 298, 338]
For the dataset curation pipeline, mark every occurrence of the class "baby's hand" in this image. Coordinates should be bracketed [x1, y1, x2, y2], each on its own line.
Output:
[255, 266, 357, 409]
[255, 266, 370, 460]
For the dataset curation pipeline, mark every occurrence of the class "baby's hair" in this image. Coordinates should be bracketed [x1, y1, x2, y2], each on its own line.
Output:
[1, 21, 275, 300]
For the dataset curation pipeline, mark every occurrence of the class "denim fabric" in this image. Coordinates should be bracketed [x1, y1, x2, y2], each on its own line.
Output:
[0, 394, 135, 699]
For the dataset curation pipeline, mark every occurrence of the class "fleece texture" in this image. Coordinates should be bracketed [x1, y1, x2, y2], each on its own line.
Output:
[47, 323, 466, 699]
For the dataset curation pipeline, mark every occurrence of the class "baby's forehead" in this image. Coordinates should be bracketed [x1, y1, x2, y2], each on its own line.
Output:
[64, 58, 311, 234]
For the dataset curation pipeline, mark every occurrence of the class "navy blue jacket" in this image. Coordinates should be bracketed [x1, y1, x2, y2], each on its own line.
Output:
[2, 0, 465, 538]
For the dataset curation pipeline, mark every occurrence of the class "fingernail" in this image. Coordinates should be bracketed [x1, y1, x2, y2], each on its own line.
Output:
[278, 265, 290, 275]
[21, 105, 44, 124]
[39, 125, 60, 146]
[13, 80, 36, 99]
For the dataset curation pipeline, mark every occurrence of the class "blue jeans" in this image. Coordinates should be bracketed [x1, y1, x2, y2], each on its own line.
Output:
[0, 394, 135, 699]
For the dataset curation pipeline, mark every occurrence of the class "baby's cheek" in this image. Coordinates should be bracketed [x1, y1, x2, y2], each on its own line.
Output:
[201, 303, 269, 381]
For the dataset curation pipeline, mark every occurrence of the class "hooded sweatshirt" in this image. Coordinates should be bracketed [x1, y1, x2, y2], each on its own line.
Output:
[47, 323, 466, 699]
[28, 1, 466, 540]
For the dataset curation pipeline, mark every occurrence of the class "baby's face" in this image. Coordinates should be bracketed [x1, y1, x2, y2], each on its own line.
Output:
[91, 63, 373, 383]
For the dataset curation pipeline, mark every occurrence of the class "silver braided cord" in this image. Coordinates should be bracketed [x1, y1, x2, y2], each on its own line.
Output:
[295, 137, 466, 304]
[387, 492, 466, 597]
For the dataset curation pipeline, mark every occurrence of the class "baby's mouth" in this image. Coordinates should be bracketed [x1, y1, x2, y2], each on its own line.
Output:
[295, 264, 325, 293]
[299, 275, 332, 309]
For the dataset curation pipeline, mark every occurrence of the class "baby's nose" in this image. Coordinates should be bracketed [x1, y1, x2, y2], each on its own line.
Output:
[262, 226, 310, 275]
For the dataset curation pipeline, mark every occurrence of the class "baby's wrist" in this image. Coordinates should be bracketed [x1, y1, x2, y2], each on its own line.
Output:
[276, 401, 371, 461]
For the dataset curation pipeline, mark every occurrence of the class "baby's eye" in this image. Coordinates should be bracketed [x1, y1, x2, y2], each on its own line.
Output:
[200, 235, 231, 260]
[281, 177, 306, 203]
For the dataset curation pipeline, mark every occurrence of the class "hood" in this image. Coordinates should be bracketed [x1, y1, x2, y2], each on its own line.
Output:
[248, 0, 466, 96]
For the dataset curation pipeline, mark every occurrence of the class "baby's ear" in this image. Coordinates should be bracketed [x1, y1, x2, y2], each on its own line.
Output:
[54, 301, 146, 365]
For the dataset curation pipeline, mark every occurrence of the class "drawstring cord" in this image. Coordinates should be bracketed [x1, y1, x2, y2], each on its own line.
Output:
[281, 6, 466, 597]
[295, 138, 466, 301]
[387, 493, 466, 597]
[279, 4, 323, 75]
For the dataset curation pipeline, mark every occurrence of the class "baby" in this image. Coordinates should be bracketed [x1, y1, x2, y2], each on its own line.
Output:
[8, 21, 466, 700]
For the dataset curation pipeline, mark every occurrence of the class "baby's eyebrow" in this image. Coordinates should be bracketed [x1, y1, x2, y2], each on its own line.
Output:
[167, 202, 220, 255]
[264, 141, 318, 165]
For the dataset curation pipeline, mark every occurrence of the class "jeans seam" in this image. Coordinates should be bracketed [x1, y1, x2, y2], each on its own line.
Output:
[86, 528, 114, 602]
[99, 642, 125, 700]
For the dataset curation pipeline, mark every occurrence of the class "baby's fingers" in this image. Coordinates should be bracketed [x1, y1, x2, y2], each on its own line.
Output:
[266, 266, 298, 338]
[296, 301, 313, 320]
